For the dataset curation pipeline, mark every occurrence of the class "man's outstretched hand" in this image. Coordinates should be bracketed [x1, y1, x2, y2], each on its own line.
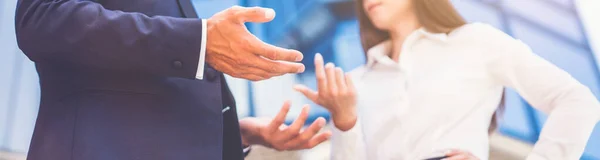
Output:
[206, 6, 305, 81]
[239, 101, 331, 151]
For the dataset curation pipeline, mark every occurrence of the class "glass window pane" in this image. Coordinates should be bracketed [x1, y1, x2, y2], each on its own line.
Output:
[262, 1, 291, 39]
[223, 76, 250, 118]
[509, 20, 600, 96]
[296, 7, 335, 42]
[533, 110, 547, 132]
[295, 0, 310, 9]
[251, 75, 308, 121]
[333, 20, 365, 70]
[499, 89, 537, 142]
[549, 0, 574, 8]
[452, 1, 504, 29]
[192, 0, 238, 18]
[6, 58, 39, 152]
[584, 123, 600, 159]
[0, 47, 17, 148]
[501, 0, 584, 44]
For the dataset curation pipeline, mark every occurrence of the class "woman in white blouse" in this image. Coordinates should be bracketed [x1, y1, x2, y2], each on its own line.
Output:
[293, 0, 600, 159]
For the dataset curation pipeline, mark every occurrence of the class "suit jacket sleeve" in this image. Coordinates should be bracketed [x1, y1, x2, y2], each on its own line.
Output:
[15, 0, 203, 79]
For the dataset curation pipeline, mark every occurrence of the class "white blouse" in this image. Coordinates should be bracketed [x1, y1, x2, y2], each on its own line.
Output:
[329, 23, 600, 160]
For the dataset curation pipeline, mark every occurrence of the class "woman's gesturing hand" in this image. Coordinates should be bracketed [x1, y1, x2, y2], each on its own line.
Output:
[294, 53, 358, 131]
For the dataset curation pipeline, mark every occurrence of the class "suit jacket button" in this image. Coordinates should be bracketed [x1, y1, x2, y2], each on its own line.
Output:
[206, 70, 219, 81]
[172, 61, 183, 69]
[205, 65, 220, 81]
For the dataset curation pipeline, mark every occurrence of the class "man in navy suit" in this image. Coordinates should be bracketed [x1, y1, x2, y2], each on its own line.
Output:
[14, 0, 331, 160]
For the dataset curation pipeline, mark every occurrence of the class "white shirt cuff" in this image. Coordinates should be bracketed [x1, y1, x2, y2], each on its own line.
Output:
[195, 19, 208, 80]
[331, 119, 361, 140]
[243, 146, 251, 153]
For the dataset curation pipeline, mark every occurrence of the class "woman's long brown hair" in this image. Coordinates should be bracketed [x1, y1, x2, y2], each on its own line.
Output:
[355, 0, 504, 133]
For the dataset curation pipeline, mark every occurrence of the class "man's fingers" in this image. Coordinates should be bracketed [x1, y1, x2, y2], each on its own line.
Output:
[287, 105, 310, 132]
[234, 7, 276, 23]
[214, 59, 267, 82]
[293, 85, 319, 102]
[268, 101, 291, 132]
[325, 63, 338, 95]
[225, 55, 298, 80]
[283, 117, 326, 149]
[335, 67, 346, 93]
[239, 74, 266, 81]
[239, 66, 276, 81]
[252, 42, 303, 62]
[314, 53, 328, 94]
[280, 105, 310, 140]
[252, 56, 305, 74]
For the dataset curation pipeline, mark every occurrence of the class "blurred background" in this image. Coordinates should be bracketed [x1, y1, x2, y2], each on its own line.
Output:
[1, 0, 600, 159]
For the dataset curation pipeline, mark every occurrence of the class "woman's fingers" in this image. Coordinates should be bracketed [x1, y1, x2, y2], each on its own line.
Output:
[345, 73, 356, 94]
[442, 155, 468, 160]
[293, 85, 319, 102]
[335, 67, 347, 94]
[325, 63, 338, 96]
[314, 53, 328, 95]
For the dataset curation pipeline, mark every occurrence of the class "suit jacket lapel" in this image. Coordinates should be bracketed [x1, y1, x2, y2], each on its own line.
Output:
[177, 0, 198, 18]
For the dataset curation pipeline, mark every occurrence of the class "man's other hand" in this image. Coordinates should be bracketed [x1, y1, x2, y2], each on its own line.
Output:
[239, 101, 331, 151]
[206, 6, 305, 81]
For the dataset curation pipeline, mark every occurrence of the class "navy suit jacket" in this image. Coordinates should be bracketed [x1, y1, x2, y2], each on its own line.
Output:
[15, 0, 244, 159]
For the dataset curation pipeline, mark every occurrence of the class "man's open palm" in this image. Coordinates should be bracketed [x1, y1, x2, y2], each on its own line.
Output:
[206, 6, 305, 81]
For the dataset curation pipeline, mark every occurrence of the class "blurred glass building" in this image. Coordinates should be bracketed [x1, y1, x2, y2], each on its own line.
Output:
[1, 0, 599, 159]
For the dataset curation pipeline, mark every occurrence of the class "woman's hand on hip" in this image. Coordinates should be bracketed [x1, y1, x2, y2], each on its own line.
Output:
[442, 149, 480, 160]
[294, 53, 357, 131]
